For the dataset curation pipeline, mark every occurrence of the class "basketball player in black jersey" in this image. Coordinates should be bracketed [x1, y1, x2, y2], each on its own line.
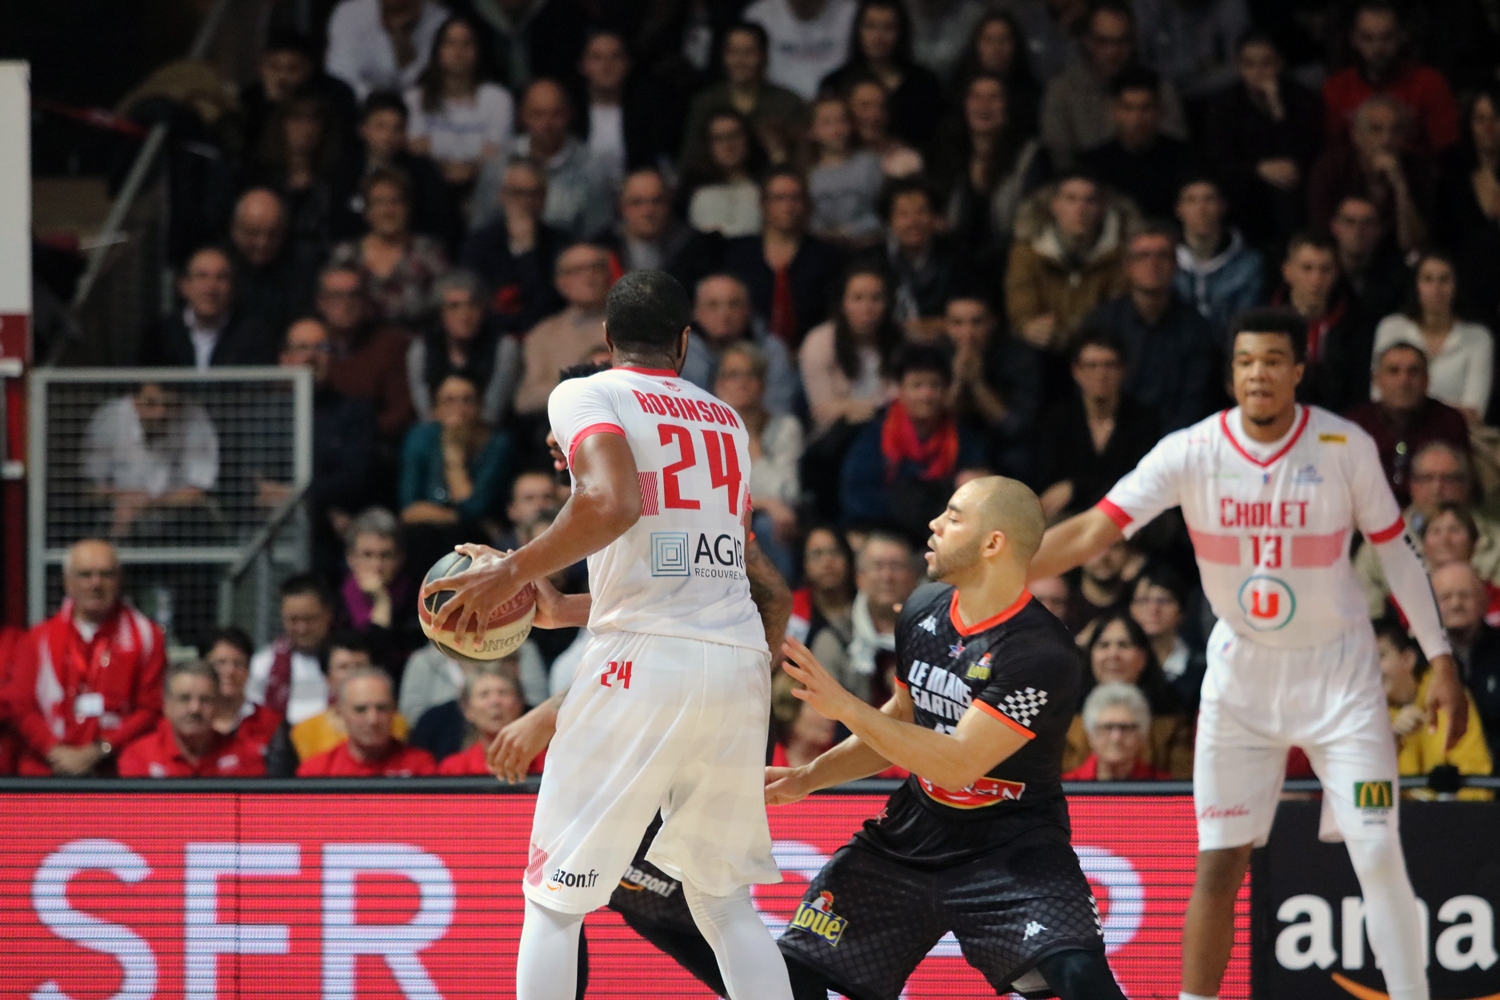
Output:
[767, 476, 1127, 1000]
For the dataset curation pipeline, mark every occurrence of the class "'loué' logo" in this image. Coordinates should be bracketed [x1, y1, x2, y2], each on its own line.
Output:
[790, 891, 848, 946]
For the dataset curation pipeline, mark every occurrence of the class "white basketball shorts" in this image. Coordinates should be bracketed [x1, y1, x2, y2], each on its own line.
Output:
[1194, 620, 1401, 851]
[522, 629, 781, 914]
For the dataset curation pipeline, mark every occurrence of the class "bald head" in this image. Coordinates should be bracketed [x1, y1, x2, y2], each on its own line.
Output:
[1432, 561, 1487, 634]
[232, 188, 288, 267]
[927, 477, 1045, 584]
[966, 476, 1046, 562]
[64, 539, 122, 622]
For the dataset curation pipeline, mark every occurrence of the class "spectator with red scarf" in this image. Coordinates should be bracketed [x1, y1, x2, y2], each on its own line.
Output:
[297, 668, 435, 777]
[837, 344, 982, 542]
[245, 574, 336, 727]
[117, 662, 267, 778]
[7, 540, 164, 776]
[436, 665, 544, 775]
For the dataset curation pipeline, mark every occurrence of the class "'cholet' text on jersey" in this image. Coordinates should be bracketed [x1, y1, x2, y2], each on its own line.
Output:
[1101, 405, 1406, 648]
[548, 366, 766, 653]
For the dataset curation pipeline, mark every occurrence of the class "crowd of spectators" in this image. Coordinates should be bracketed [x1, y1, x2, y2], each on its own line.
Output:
[10, 0, 1500, 790]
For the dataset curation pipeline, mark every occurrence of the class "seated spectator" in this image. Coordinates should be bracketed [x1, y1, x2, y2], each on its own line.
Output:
[745, 0, 858, 101]
[247, 574, 337, 725]
[1174, 176, 1263, 330]
[228, 188, 324, 338]
[1376, 617, 1492, 796]
[7, 540, 164, 776]
[948, 10, 1042, 139]
[316, 264, 416, 444]
[400, 373, 510, 566]
[1320, 1, 1459, 157]
[513, 244, 612, 417]
[1086, 223, 1222, 432]
[1348, 343, 1471, 506]
[202, 626, 281, 759]
[845, 78, 923, 180]
[723, 168, 843, 346]
[1431, 562, 1500, 753]
[1065, 611, 1190, 776]
[139, 246, 274, 367]
[682, 110, 767, 238]
[1332, 194, 1410, 324]
[804, 95, 885, 248]
[788, 526, 856, 649]
[840, 346, 984, 541]
[405, 16, 514, 199]
[680, 22, 807, 168]
[593, 168, 722, 289]
[476, 79, 613, 239]
[288, 631, 409, 762]
[930, 73, 1048, 259]
[1128, 565, 1206, 709]
[798, 262, 901, 447]
[681, 274, 797, 415]
[880, 179, 964, 341]
[1078, 67, 1194, 220]
[297, 668, 436, 776]
[1436, 84, 1500, 324]
[1030, 574, 1071, 622]
[809, 531, 919, 705]
[1307, 96, 1433, 256]
[1203, 31, 1321, 245]
[941, 295, 1041, 481]
[240, 28, 357, 165]
[117, 662, 266, 778]
[325, 0, 448, 101]
[1419, 504, 1500, 626]
[770, 673, 837, 767]
[83, 382, 218, 541]
[819, 0, 945, 149]
[1132, 0, 1246, 100]
[1062, 539, 1140, 634]
[340, 91, 459, 247]
[1061, 682, 1168, 781]
[459, 161, 567, 335]
[495, 469, 560, 550]
[330, 168, 450, 327]
[1038, 2, 1186, 168]
[247, 93, 350, 262]
[1005, 173, 1133, 355]
[1275, 231, 1375, 414]
[435, 665, 541, 774]
[408, 270, 517, 426]
[716, 342, 803, 578]
[1372, 252, 1494, 422]
[574, 30, 670, 191]
[1036, 330, 1159, 519]
[340, 507, 424, 673]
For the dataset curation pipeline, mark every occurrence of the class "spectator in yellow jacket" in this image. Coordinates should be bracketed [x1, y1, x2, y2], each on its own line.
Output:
[289, 632, 408, 762]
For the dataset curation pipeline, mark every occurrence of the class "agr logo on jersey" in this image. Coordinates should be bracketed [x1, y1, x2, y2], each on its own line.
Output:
[790, 891, 848, 946]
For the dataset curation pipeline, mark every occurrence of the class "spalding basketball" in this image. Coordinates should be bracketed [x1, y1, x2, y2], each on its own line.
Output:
[418, 552, 537, 662]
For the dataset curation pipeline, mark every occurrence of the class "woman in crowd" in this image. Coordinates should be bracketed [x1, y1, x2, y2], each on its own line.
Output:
[405, 17, 513, 205]
[820, 0, 946, 150]
[251, 92, 348, 258]
[407, 270, 518, 426]
[398, 373, 509, 570]
[330, 167, 449, 327]
[680, 22, 806, 167]
[1062, 683, 1169, 781]
[949, 11, 1040, 141]
[715, 342, 803, 580]
[1421, 502, 1500, 624]
[1436, 83, 1500, 326]
[799, 264, 902, 436]
[803, 95, 885, 248]
[1372, 251, 1493, 422]
[1127, 565, 1206, 710]
[682, 109, 766, 237]
[338, 507, 423, 675]
[845, 78, 922, 179]
[202, 625, 282, 759]
[436, 665, 543, 775]
[931, 72, 1049, 257]
[788, 526, 856, 651]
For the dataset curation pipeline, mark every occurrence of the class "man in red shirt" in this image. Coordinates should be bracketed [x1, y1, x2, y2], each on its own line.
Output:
[298, 668, 435, 776]
[118, 662, 267, 777]
[1321, 2, 1458, 155]
[7, 539, 165, 776]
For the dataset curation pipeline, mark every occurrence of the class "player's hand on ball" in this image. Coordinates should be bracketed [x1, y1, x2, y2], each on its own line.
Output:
[422, 543, 522, 637]
[1424, 654, 1469, 750]
[764, 765, 814, 806]
[781, 636, 858, 723]
[487, 700, 559, 783]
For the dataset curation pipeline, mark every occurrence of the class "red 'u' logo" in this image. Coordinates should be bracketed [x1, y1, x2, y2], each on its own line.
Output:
[1250, 590, 1280, 618]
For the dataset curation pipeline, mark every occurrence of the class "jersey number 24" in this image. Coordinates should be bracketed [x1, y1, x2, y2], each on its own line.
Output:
[659, 423, 742, 515]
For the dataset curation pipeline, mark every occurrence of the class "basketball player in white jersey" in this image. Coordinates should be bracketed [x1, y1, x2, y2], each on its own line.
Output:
[424, 271, 793, 1000]
[1030, 309, 1468, 1000]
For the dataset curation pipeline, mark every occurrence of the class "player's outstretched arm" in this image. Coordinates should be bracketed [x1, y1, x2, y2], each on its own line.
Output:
[1028, 507, 1123, 581]
[782, 637, 1029, 792]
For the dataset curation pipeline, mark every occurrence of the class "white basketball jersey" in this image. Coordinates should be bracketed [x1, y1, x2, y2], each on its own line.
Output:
[1101, 406, 1408, 649]
[548, 366, 767, 653]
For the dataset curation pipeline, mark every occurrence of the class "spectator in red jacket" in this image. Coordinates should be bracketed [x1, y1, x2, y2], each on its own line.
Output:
[297, 667, 435, 776]
[202, 626, 282, 763]
[437, 664, 542, 776]
[1062, 682, 1169, 781]
[1321, 2, 1459, 156]
[118, 661, 267, 778]
[8, 539, 164, 776]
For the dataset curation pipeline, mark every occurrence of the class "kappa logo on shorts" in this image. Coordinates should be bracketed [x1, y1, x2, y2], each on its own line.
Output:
[790, 891, 848, 946]
[1023, 920, 1048, 940]
[1354, 780, 1394, 811]
[650, 532, 691, 577]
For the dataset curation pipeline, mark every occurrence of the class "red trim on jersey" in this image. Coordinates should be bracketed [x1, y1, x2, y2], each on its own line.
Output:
[616, 366, 678, 377]
[567, 422, 625, 470]
[1291, 529, 1348, 567]
[1096, 498, 1133, 530]
[893, 676, 909, 690]
[948, 589, 1032, 637]
[973, 699, 1037, 739]
[1188, 529, 1241, 565]
[1218, 406, 1311, 468]
[1368, 517, 1406, 545]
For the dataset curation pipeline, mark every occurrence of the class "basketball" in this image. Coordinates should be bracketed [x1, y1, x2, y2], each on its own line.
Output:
[418, 551, 537, 661]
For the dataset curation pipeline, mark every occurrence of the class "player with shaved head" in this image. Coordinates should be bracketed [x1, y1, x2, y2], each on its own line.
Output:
[768, 476, 1128, 1000]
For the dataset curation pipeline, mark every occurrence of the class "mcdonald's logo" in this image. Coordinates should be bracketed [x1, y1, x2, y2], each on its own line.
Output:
[1354, 780, 1393, 810]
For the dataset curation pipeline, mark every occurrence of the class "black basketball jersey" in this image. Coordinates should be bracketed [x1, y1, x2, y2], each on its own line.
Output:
[856, 582, 1083, 867]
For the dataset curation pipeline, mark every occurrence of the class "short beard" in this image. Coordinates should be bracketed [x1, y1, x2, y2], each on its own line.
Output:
[1246, 411, 1278, 426]
[929, 537, 982, 581]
